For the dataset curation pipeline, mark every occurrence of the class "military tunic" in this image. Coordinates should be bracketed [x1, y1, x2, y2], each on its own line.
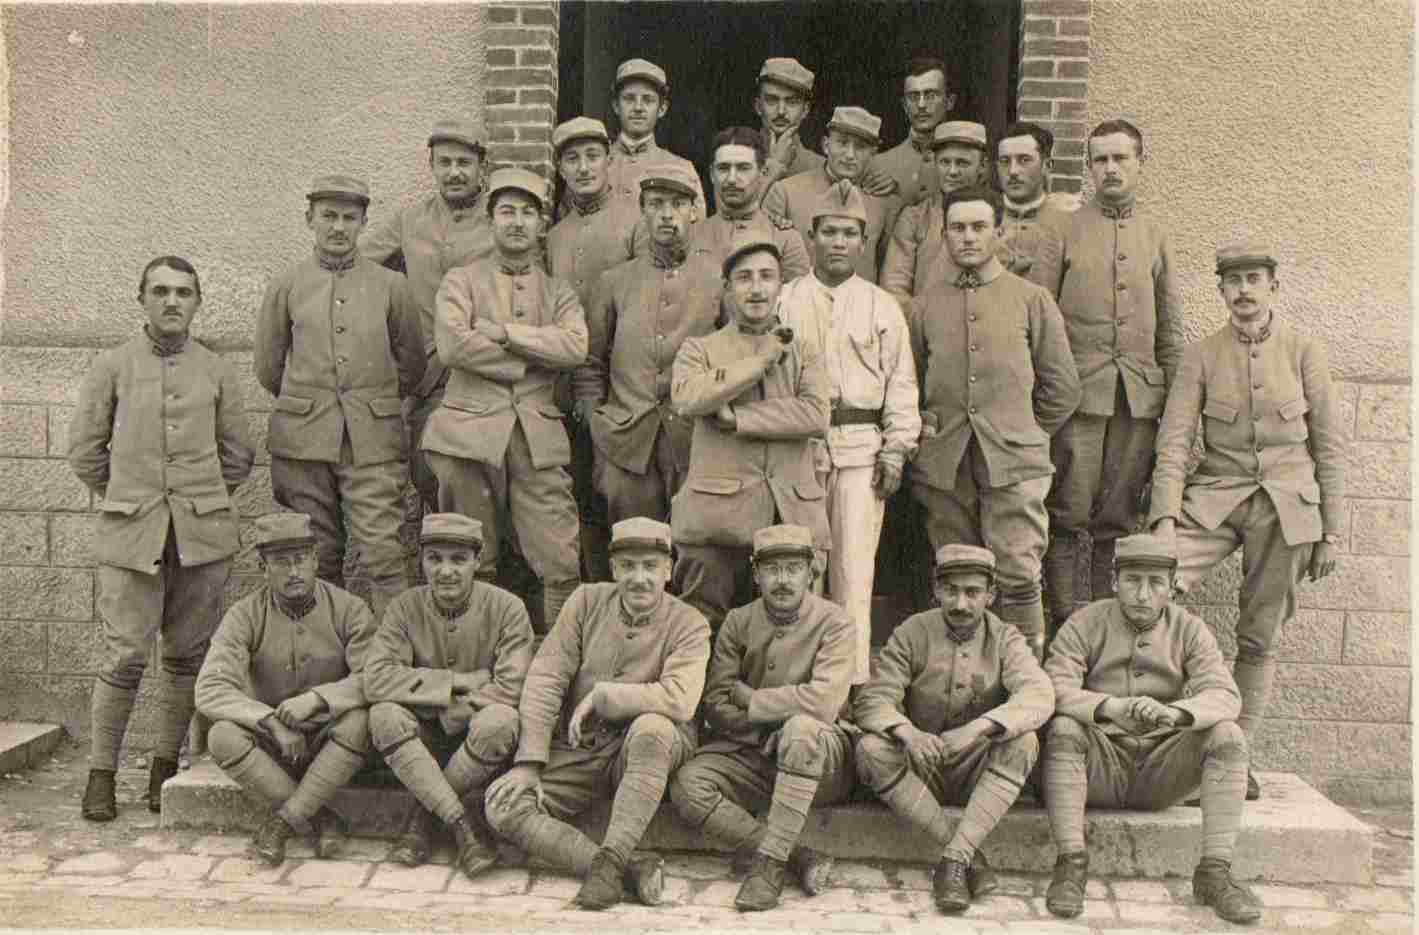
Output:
[873, 135, 938, 208]
[763, 168, 902, 284]
[604, 136, 706, 207]
[694, 206, 811, 284]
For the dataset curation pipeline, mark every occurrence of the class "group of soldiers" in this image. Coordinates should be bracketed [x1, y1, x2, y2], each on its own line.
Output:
[68, 52, 1345, 926]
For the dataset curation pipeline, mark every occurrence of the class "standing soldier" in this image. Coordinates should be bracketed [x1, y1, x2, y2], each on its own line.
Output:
[197, 513, 376, 865]
[599, 59, 705, 208]
[1147, 243, 1344, 800]
[1041, 534, 1259, 924]
[873, 57, 956, 206]
[485, 518, 711, 911]
[361, 120, 495, 511]
[365, 514, 534, 879]
[420, 169, 587, 632]
[855, 545, 1054, 915]
[995, 121, 1072, 286]
[577, 167, 722, 530]
[753, 58, 824, 188]
[547, 116, 642, 583]
[70, 256, 254, 821]
[670, 525, 855, 912]
[256, 174, 424, 622]
[700, 126, 811, 282]
[881, 120, 992, 306]
[1037, 119, 1184, 636]
[777, 182, 920, 686]
[669, 233, 832, 631]
[763, 106, 902, 285]
[908, 187, 1079, 656]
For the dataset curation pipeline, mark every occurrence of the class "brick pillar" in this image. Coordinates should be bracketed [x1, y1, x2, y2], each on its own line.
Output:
[1016, 0, 1090, 195]
[483, 2, 559, 180]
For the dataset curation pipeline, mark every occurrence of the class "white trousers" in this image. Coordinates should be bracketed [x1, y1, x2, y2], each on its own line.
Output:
[825, 463, 884, 684]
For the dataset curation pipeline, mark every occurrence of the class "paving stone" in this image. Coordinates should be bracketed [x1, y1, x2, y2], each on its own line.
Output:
[1335, 885, 1411, 912]
[660, 851, 731, 880]
[1253, 883, 1331, 908]
[693, 879, 749, 906]
[0, 873, 41, 887]
[869, 889, 931, 916]
[365, 862, 453, 892]
[330, 836, 391, 862]
[337, 890, 456, 911]
[780, 885, 868, 911]
[187, 884, 251, 903]
[1371, 912, 1419, 933]
[1002, 921, 1091, 934]
[251, 887, 343, 907]
[128, 854, 216, 881]
[445, 866, 529, 895]
[207, 857, 287, 884]
[659, 876, 693, 904]
[1376, 869, 1413, 888]
[1109, 879, 1174, 903]
[892, 918, 994, 935]
[0, 853, 49, 874]
[35, 874, 125, 887]
[51, 851, 130, 875]
[972, 895, 1041, 920]
[527, 871, 581, 899]
[282, 859, 374, 888]
[191, 834, 248, 856]
[1276, 908, 1349, 928]
[833, 861, 892, 888]
[130, 832, 187, 853]
[1112, 899, 1213, 926]
[794, 911, 891, 931]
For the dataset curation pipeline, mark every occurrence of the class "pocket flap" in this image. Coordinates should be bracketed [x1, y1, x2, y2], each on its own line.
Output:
[537, 405, 564, 420]
[1143, 366, 1166, 386]
[1001, 427, 1049, 446]
[192, 493, 232, 516]
[441, 399, 488, 415]
[690, 477, 742, 495]
[1298, 483, 1322, 504]
[274, 394, 314, 415]
[1203, 401, 1238, 423]
[1278, 397, 1311, 421]
[98, 499, 140, 516]
[793, 482, 825, 501]
[596, 406, 635, 426]
[369, 396, 402, 418]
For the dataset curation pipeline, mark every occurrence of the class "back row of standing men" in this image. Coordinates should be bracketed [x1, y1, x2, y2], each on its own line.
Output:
[70, 50, 1342, 926]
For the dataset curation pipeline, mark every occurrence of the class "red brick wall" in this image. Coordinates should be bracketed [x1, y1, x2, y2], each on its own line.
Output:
[1016, 0, 1090, 194]
[483, 2, 559, 180]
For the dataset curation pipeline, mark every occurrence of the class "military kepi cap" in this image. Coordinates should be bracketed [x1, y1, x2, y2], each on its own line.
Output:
[640, 164, 701, 201]
[722, 229, 782, 279]
[752, 524, 815, 560]
[552, 117, 610, 155]
[609, 517, 672, 555]
[420, 513, 484, 548]
[1113, 533, 1178, 569]
[253, 513, 316, 552]
[933, 544, 997, 577]
[826, 106, 882, 145]
[428, 118, 487, 154]
[615, 58, 668, 94]
[759, 57, 814, 96]
[486, 168, 549, 210]
[933, 121, 989, 151]
[1215, 241, 1278, 276]
[307, 174, 370, 207]
[812, 178, 869, 225]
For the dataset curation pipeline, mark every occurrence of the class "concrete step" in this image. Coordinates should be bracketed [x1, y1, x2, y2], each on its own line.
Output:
[0, 721, 65, 774]
[163, 761, 1372, 885]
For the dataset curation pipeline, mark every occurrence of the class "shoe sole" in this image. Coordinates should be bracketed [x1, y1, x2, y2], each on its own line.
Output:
[82, 808, 117, 822]
[934, 897, 971, 914]
[1196, 887, 1262, 924]
[798, 856, 834, 896]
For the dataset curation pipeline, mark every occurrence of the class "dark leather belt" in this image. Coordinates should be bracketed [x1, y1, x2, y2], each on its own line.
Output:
[831, 407, 882, 427]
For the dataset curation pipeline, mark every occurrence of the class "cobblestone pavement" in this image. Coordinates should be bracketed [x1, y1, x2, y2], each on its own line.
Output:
[0, 742, 1411, 933]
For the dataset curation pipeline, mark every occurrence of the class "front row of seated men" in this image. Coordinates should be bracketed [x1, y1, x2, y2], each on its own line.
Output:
[195, 511, 1262, 925]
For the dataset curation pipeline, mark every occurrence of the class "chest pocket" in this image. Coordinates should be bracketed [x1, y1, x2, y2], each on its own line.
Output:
[846, 324, 882, 376]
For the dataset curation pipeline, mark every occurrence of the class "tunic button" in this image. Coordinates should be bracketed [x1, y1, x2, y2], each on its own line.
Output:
[166, 455, 175, 463]
[514, 309, 525, 318]
[767, 662, 776, 670]
[168, 424, 176, 431]
[514, 282, 525, 291]
[1255, 445, 1263, 452]
[1116, 283, 1127, 291]
[969, 315, 977, 322]
[1118, 254, 1127, 261]
[1251, 351, 1260, 358]
[969, 345, 977, 352]
[167, 360, 176, 367]
[969, 375, 977, 383]
[338, 356, 347, 364]
[955, 682, 965, 690]
[447, 658, 456, 666]
[1134, 671, 1144, 678]
[453, 212, 464, 221]
[1253, 382, 1262, 389]
[773, 631, 782, 639]
[336, 298, 345, 305]
[969, 407, 977, 414]
[336, 325, 346, 334]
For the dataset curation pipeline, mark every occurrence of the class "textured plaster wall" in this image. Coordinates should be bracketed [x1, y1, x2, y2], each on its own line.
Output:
[1089, 0, 1413, 803]
[1, 3, 488, 351]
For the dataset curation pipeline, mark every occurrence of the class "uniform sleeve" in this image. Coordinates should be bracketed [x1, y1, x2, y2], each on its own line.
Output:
[702, 609, 753, 736]
[307, 592, 377, 718]
[746, 607, 854, 726]
[67, 354, 116, 494]
[907, 297, 929, 407]
[469, 594, 536, 711]
[254, 274, 292, 398]
[359, 206, 406, 271]
[880, 205, 921, 309]
[733, 338, 831, 439]
[388, 273, 427, 398]
[574, 269, 617, 405]
[1032, 225, 1068, 300]
[1153, 230, 1185, 387]
[1147, 345, 1205, 528]
[978, 625, 1055, 739]
[1300, 337, 1346, 535]
[434, 270, 528, 383]
[503, 277, 588, 370]
[362, 594, 456, 709]
[876, 296, 922, 467]
[671, 336, 770, 418]
[1043, 611, 1111, 724]
[1170, 612, 1242, 729]
[598, 604, 712, 723]
[761, 181, 790, 228]
[196, 601, 275, 731]
[1027, 289, 1082, 436]
[852, 623, 918, 736]
[215, 357, 255, 491]
[513, 585, 588, 764]
[778, 225, 812, 284]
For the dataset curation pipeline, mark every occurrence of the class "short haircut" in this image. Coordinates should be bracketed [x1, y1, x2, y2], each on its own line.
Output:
[138, 255, 202, 302]
[904, 56, 948, 85]
[943, 185, 1004, 227]
[1088, 118, 1145, 159]
[999, 121, 1054, 160]
[710, 126, 767, 167]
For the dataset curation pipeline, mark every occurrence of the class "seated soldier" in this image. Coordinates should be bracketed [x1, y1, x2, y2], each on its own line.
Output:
[1041, 533, 1260, 924]
[485, 518, 711, 911]
[196, 513, 376, 865]
[854, 544, 1053, 915]
[669, 524, 856, 911]
[365, 514, 534, 880]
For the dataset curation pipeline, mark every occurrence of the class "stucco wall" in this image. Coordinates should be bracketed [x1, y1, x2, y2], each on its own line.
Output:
[1088, 0, 1413, 803]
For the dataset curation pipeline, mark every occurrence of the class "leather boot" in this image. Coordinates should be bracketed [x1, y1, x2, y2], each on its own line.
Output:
[624, 853, 665, 906]
[1046, 851, 1088, 918]
[389, 806, 437, 867]
[1043, 531, 1079, 634]
[249, 813, 295, 866]
[81, 769, 118, 822]
[931, 856, 971, 913]
[735, 852, 788, 912]
[575, 848, 626, 910]
[789, 845, 834, 896]
[147, 756, 179, 813]
[450, 812, 498, 879]
[312, 807, 349, 860]
[968, 850, 998, 898]
[1193, 857, 1262, 924]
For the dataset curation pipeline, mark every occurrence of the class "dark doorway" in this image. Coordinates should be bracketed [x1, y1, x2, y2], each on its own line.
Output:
[559, 0, 1021, 213]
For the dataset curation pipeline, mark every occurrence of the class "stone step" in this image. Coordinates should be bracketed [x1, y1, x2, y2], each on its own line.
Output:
[163, 761, 1372, 885]
[0, 721, 65, 774]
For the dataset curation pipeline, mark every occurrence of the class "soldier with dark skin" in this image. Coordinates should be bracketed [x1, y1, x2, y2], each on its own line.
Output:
[855, 545, 1054, 915]
[669, 525, 855, 911]
[70, 256, 254, 822]
[197, 513, 376, 865]
[365, 514, 535, 880]
[1042, 534, 1261, 924]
